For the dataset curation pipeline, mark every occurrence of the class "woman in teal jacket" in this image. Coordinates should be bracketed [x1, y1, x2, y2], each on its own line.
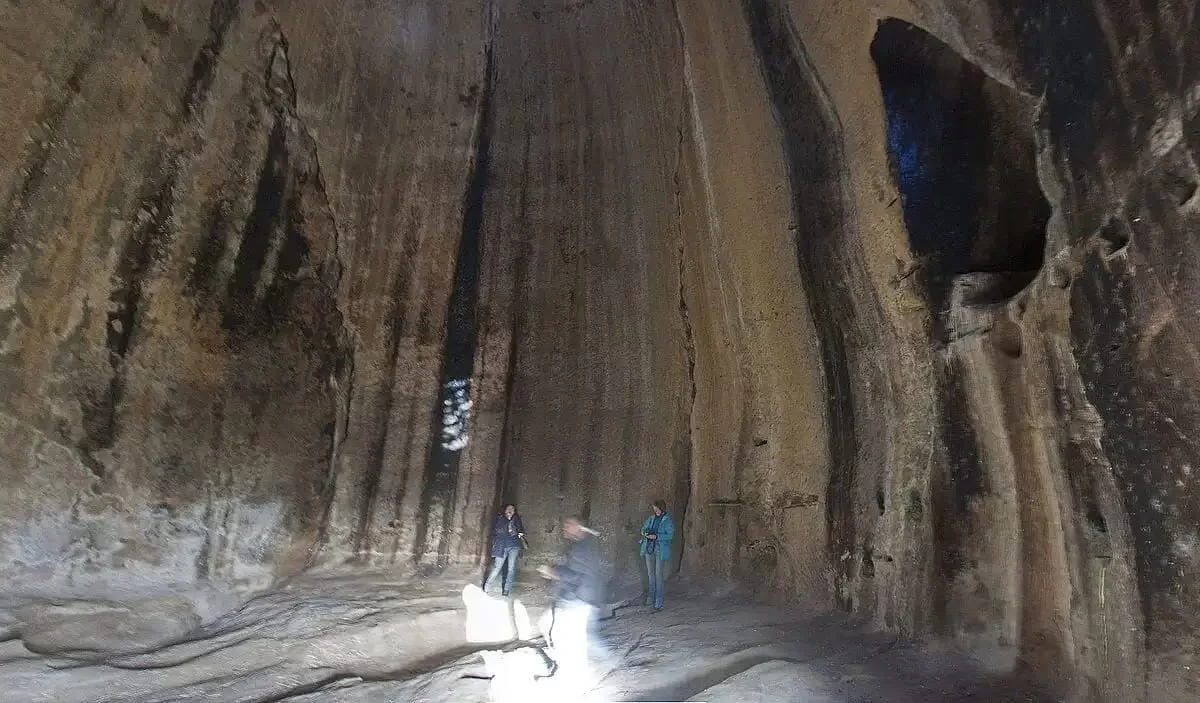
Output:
[639, 499, 675, 610]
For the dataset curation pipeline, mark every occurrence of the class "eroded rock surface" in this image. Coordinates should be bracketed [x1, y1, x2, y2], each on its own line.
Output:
[2, 0, 1200, 701]
[17, 597, 200, 655]
[0, 574, 1048, 703]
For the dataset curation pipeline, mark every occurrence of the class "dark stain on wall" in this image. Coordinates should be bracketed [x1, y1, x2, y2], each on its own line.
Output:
[742, 0, 861, 608]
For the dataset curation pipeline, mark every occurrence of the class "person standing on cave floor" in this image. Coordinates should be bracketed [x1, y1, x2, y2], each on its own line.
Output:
[484, 503, 525, 597]
[639, 499, 675, 611]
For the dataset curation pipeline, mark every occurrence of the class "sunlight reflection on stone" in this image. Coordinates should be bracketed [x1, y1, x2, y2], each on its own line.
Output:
[462, 584, 514, 643]
[462, 584, 605, 702]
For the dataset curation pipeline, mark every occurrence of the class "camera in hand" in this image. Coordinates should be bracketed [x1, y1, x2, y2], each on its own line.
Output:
[645, 530, 658, 555]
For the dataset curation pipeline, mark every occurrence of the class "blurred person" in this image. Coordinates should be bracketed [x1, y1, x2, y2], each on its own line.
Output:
[537, 516, 606, 687]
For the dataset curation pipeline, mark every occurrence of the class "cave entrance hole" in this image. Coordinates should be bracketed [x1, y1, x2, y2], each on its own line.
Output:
[870, 19, 1050, 334]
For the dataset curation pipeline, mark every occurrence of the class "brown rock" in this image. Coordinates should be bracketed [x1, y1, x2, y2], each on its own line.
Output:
[3, 0, 1200, 700]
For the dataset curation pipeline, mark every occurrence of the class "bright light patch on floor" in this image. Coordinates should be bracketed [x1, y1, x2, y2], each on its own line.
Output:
[514, 598, 534, 640]
[462, 584, 516, 643]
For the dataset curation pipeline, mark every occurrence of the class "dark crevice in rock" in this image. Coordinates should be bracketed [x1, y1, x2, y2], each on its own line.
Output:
[1097, 216, 1132, 258]
[268, 202, 312, 311]
[414, 8, 497, 566]
[938, 358, 986, 516]
[220, 28, 331, 343]
[107, 174, 178, 362]
[669, 13, 696, 574]
[82, 167, 181, 479]
[742, 0, 860, 609]
[871, 19, 1049, 337]
[182, 0, 241, 115]
[183, 75, 282, 305]
[861, 545, 875, 578]
[928, 354, 985, 632]
[1062, 441, 1113, 560]
[256, 673, 366, 703]
[188, 197, 234, 298]
[221, 116, 291, 335]
[77, 378, 122, 479]
[674, 240, 696, 577]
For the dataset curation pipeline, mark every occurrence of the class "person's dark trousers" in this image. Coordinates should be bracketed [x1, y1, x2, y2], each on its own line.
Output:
[644, 553, 665, 608]
[484, 547, 520, 595]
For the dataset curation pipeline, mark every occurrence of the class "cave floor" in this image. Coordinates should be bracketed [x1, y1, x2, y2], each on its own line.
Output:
[0, 571, 1051, 702]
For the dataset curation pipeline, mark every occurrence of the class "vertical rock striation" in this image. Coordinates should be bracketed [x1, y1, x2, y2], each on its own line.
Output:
[3, 0, 1200, 700]
[0, 0, 355, 593]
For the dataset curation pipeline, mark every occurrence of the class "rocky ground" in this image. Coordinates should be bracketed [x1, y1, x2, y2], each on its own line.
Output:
[0, 571, 1051, 703]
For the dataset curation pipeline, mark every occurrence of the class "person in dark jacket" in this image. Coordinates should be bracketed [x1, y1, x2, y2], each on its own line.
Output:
[484, 504, 525, 596]
[639, 499, 675, 610]
[537, 516, 607, 686]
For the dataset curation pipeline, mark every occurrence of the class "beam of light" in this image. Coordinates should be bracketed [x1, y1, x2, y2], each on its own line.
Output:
[440, 378, 472, 451]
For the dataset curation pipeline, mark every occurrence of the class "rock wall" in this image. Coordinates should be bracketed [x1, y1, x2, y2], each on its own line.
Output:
[0, 0, 492, 592]
[759, 0, 1200, 699]
[0, 0, 358, 593]
[3, 0, 1200, 700]
[271, 0, 489, 569]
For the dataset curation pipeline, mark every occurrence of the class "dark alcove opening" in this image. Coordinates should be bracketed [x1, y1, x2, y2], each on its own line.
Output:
[871, 19, 1050, 333]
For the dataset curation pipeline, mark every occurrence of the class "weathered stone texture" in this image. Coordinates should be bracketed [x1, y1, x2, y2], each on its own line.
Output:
[3, 1, 1200, 701]
[0, 0, 355, 593]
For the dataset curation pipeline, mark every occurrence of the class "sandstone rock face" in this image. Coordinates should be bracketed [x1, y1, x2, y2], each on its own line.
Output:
[1, 0, 356, 594]
[2, 0, 1199, 700]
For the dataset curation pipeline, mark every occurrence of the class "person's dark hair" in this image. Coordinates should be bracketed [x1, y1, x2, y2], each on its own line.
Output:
[653, 499, 667, 513]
